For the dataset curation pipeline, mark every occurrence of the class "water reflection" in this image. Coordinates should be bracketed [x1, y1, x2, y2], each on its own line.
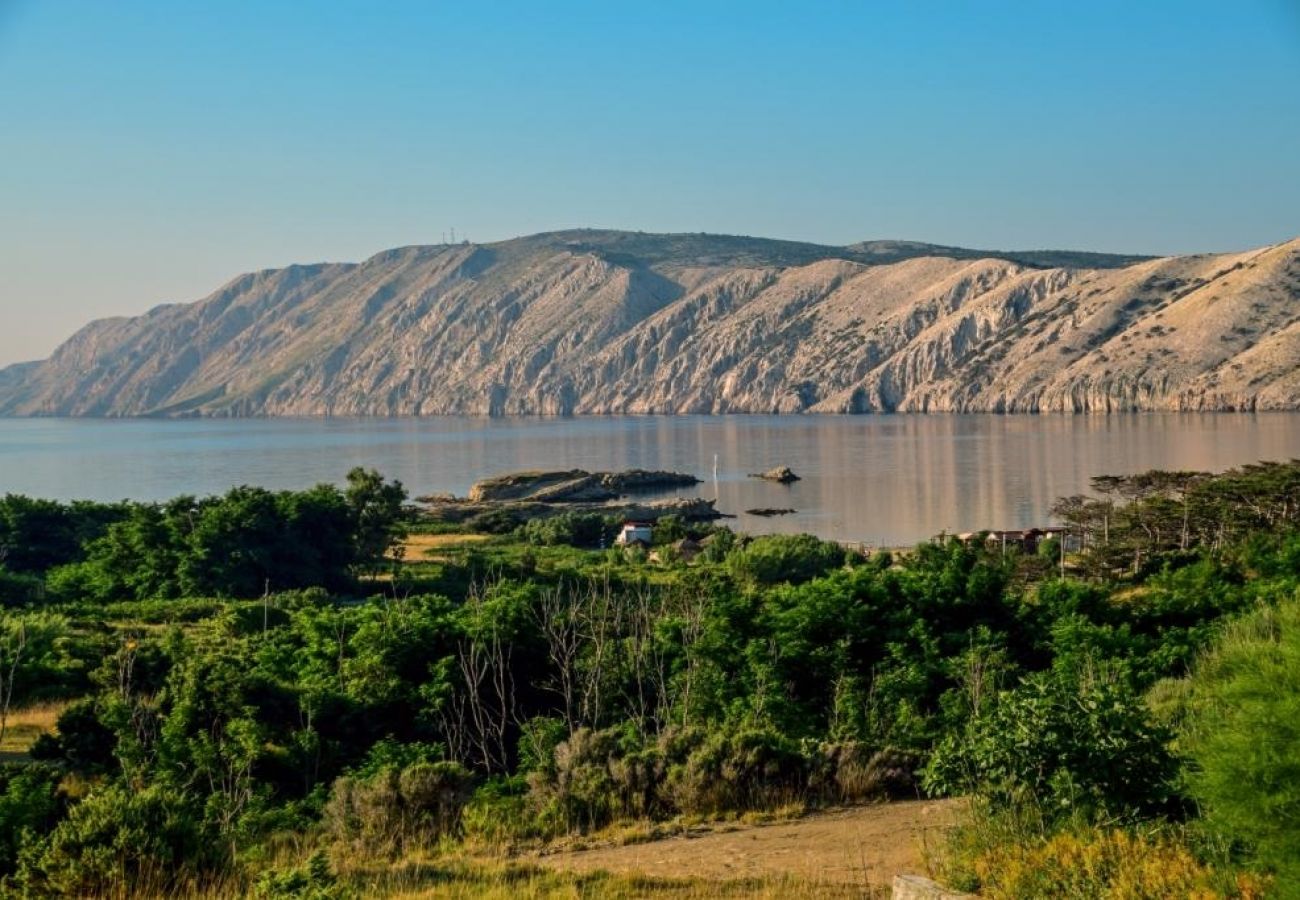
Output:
[0, 414, 1296, 545]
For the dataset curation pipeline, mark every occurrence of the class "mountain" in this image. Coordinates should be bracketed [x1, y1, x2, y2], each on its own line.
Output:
[2, 229, 1298, 416]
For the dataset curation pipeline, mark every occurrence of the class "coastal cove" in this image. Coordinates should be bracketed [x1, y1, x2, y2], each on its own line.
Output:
[3, 413, 1297, 546]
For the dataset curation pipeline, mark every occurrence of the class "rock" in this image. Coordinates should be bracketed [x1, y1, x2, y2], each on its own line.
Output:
[415, 492, 460, 504]
[600, 469, 700, 493]
[751, 466, 801, 484]
[467, 469, 699, 503]
[745, 507, 796, 517]
[621, 498, 720, 521]
[468, 470, 612, 503]
[420, 495, 722, 529]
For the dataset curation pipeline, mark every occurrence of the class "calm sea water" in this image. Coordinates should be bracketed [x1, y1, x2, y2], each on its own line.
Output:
[1, 414, 1297, 546]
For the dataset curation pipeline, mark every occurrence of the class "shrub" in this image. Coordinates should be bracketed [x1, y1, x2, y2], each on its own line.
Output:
[461, 776, 552, 847]
[466, 509, 519, 534]
[252, 850, 342, 899]
[923, 664, 1176, 818]
[398, 762, 475, 836]
[810, 743, 918, 803]
[323, 760, 473, 855]
[1180, 599, 1300, 891]
[28, 699, 118, 774]
[520, 513, 613, 548]
[0, 763, 63, 874]
[727, 534, 844, 585]
[526, 726, 682, 832]
[13, 783, 221, 897]
[528, 727, 629, 832]
[970, 825, 1266, 899]
[666, 727, 805, 815]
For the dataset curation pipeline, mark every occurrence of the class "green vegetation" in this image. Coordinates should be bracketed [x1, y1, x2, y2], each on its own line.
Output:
[0, 460, 1298, 896]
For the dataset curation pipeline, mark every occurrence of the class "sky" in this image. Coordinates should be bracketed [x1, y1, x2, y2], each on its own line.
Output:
[1, 1, 1298, 366]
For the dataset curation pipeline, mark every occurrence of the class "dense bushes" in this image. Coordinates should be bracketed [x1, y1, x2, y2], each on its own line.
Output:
[809, 743, 918, 803]
[13, 784, 223, 897]
[324, 760, 474, 854]
[519, 512, 616, 548]
[666, 727, 806, 814]
[924, 664, 1177, 818]
[525, 724, 920, 832]
[0, 764, 62, 874]
[1178, 598, 1300, 893]
[727, 533, 847, 585]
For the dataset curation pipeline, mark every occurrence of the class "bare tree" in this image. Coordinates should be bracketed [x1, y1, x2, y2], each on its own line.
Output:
[671, 588, 709, 726]
[455, 581, 520, 772]
[0, 619, 27, 749]
[624, 584, 672, 736]
[574, 575, 616, 729]
[535, 584, 582, 733]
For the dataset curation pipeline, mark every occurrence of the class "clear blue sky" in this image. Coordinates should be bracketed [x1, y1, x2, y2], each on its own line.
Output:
[1, 0, 1298, 365]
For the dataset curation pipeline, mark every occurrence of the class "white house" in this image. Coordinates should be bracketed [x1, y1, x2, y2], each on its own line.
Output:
[615, 521, 653, 546]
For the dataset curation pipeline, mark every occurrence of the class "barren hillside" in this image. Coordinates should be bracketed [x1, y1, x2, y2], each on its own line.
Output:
[2, 229, 1296, 416]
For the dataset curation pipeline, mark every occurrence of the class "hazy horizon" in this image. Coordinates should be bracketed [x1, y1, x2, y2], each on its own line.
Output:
[2, 0, 1298, 366]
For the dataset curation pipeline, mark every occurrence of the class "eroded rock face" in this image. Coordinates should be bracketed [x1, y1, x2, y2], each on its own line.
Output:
[3, 229, 1299, 416]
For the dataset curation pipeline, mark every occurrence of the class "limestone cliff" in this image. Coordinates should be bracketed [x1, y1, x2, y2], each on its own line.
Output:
[2, 229, 1296, 416]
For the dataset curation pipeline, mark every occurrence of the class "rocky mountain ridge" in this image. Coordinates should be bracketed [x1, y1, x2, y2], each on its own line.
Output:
[2, 229, 1298, 416]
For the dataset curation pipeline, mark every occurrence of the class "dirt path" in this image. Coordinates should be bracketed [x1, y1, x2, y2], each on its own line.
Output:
[535, 799, 961, 890]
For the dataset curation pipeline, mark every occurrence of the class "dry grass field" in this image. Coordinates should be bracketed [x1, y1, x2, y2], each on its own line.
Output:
[0, 700, 65, 762]
[397, 532, 494, 561]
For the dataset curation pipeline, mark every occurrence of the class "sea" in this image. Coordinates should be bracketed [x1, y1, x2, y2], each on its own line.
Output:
[1, 414, 1297, 547]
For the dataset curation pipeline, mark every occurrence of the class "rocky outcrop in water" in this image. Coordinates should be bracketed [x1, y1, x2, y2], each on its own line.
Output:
[3, 229, 1299, 416]
[420, 495, 721, 528]
[422, 466, 714, 527]
[751, 466, 801, 484]
[466, 469, 699, 503]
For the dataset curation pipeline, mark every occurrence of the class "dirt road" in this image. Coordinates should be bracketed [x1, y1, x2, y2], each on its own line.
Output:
[536, 799, 962, 890]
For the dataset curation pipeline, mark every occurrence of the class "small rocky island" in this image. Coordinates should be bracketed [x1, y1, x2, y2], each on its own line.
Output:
[750, 466, 801, 484]
[467, 469, 699, 502]
[419, 468, 719, 526]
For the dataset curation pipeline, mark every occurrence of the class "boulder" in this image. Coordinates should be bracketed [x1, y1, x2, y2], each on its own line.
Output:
[750, 466, 801, 484]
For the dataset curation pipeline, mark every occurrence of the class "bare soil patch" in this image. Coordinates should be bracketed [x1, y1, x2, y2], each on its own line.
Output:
[535, 799, 961, 891]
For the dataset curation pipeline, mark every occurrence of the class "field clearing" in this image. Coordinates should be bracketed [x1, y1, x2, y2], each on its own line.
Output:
[532, 799, 960, 893]
[399, 532, 494, 560]
[346, 858, 866, 899]
[0, 700, 67, 761]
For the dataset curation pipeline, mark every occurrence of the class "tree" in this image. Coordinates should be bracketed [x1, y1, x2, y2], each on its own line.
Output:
[345, 468, 409, 577]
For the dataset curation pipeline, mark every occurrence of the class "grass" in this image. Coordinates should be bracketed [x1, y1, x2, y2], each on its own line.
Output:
[926, 799, 1268, 899]
[534, 802, 812, 853]
[338, 855, 874, 899]
[399, 532, 494, 561]
[0, 700, 66, 761]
